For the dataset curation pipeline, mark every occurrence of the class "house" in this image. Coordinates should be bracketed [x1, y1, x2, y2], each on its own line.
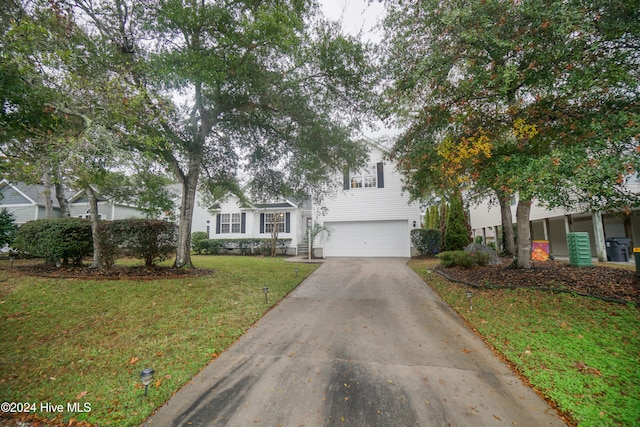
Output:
[210, 196, 307, 255]
[311, 141, 422, 257]
[208, 141, 422, 257]
[469, 187, 640, 261]
[68, 189, 147, 221]
[0, 180, 70, 224]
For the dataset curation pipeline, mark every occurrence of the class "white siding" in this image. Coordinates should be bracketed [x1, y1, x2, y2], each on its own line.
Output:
[313, 143, 421, 256]
[315, 146, 421, 225]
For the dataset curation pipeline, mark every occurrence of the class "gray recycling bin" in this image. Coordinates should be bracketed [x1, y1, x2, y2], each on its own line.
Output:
[605, 238, 631, 262]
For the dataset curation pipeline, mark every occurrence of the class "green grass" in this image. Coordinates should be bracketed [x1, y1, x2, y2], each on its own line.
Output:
[0, 255, 318, 426]
[409, 258, 640, 427]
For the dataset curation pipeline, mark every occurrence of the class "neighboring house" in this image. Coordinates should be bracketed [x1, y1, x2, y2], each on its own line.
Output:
[0, 180, 68, 224]
[68, 189, 147, 221]
[210, 196, 306, 255]
[311, 140, 422, 257]
[469, 185, 640, 260]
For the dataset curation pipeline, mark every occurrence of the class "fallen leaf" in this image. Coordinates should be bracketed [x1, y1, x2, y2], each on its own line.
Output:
[462, 348, 472, 354]
[155, 379, 162, 388]
[129, 357, 139, 365]
[493, 414, 502, 421]
[75, 390, 88, 400]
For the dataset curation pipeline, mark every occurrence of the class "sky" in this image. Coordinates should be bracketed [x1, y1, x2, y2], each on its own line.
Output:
[319, 0, 386, 41]
[318, 0, 399, 142]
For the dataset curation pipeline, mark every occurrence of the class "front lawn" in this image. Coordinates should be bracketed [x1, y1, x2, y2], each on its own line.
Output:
[409, 258, 640, 427]
[0, 256, 318, 426]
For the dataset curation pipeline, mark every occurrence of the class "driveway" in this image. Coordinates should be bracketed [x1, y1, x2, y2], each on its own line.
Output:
[145, 258, 565, 426]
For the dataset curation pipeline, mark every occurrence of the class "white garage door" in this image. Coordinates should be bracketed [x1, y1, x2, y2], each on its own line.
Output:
[323, 220, 410, 257]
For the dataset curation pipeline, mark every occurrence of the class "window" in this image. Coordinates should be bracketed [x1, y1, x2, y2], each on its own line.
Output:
[344, 163, 384, 190]
[219, 213, 242, 234]
[264, 213, 285, 233]
[350, 164, 377, 189]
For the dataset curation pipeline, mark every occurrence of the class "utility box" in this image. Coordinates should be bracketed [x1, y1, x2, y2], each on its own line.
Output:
[605, 238, 631, 262]
[567, 232, 592, 267]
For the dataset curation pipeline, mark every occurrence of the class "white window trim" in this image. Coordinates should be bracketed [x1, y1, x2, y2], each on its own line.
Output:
[264, 213, 285, 234]
[350, 164, 378, 189]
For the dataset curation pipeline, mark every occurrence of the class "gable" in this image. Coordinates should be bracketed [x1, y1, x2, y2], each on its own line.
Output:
[0, 185, 33, 205]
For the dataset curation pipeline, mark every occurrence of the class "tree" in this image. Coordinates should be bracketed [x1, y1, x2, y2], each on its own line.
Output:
[382, 0, 639, 268]
[0, 209, 18, 248]
[443, 190, 470, 251]
[68, 0, 372, 268]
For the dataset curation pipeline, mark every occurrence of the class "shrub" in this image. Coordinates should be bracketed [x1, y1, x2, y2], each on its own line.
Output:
[438, 250, 489, 268]
[439, 251, 473, 268]
[14, 218, 93, 266]
[443, 192, 471, 251]
[100, 219, 177, 267]
[474, 236, 484, 244]
[411, 228, 441, 255]
[191, 231, 209, 254]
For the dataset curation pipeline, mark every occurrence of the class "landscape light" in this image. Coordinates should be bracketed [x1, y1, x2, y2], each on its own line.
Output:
[466, 290, 473, 311]
[140, 368, 155, 396]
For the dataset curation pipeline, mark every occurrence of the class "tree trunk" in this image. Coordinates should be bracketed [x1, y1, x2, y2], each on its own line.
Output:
[515, 199, 532, 269]
[42, 167, 54, 218]
[54, 170, 70, 217]
[86, 186, 103, 269]
[497, 191, 515, 256]
[173, 156, 201, 269]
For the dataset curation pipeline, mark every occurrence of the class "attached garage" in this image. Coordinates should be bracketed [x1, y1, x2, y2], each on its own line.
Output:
[323, 220, 410, 257]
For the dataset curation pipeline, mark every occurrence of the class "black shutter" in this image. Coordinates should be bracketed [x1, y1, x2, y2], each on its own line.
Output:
[260, 213, 265, 234]
[377, 162, 384, 188]
[215, 214, 221, 234]
[343, 170, 350, 190]
[241, 212, 246, 234]
[285, 212, 291, 233]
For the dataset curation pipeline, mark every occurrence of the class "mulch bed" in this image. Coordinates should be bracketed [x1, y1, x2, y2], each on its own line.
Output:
[434, 259, 640, 304]
[4, 264, 213, 280]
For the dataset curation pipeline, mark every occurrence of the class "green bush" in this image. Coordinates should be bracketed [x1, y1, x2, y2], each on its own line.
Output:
[191, 231, 210, 254]
[196, 238, 292, 256]
[14, 218, 93, 266]
[411, 228, 441, 255]
[438, 250, 489, 268]
[100, 219, 177, 267]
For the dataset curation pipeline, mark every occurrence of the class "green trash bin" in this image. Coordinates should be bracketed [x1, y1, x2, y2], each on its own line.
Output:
[567, 232, 592, 267]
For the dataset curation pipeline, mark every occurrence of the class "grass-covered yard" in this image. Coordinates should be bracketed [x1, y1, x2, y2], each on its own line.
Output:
[0, 256, 318, 426]
[409, 258, 640, 427]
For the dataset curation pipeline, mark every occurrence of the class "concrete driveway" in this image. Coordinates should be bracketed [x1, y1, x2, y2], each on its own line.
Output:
[145, 258, 565, 426]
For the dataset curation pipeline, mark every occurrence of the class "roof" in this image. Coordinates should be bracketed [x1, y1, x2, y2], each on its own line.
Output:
[0, 180, 73, 208]
[254, 202, 297, 209]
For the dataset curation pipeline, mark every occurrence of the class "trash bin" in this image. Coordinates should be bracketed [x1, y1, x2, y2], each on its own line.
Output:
[634, 248, 640, 276]
[567, 232, 592, 267]
[605, 238, 631, 262]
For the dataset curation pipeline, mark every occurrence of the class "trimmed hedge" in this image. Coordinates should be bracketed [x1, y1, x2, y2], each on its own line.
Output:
[100, 219, 177, 267]
[196, 238, 292, 256]
[13, 218, 93, 266]
[411, 228, 441, 255]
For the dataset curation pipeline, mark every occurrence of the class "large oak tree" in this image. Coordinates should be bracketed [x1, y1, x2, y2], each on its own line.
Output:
[381, 0, 639, 268]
